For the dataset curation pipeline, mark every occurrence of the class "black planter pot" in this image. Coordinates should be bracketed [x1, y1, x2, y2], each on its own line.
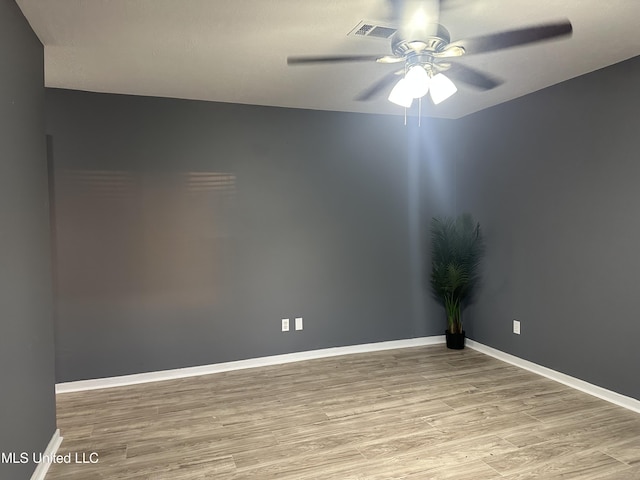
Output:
[445, 330, 466, 350]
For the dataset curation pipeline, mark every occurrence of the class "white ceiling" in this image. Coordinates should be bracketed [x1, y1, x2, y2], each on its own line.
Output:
[16, 0, 640, 119]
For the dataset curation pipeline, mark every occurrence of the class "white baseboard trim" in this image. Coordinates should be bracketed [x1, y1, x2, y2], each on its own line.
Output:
[56, 336, 640, 414]
[30, 429, 63, 480]
[466, 339, 640, 414]
[56, 336, 445, 393]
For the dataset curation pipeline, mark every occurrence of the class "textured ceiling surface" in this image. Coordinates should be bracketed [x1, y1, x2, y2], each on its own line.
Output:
[16, 0, 640, 118]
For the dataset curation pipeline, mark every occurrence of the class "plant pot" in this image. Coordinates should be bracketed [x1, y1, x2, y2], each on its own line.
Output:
[445, 330, 466, 350]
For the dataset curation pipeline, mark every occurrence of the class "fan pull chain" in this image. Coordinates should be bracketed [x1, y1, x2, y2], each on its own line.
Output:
[404, 107, 407, 126]
[418, 97, 422, 127]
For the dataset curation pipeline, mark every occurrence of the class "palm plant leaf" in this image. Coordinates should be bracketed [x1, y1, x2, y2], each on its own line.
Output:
[429, 214, 485, 333]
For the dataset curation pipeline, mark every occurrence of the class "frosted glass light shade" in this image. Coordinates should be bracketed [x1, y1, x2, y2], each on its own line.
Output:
[404, 65, 430, 98]
[388, 78, 413, 108]
[429, 73, 457, 104]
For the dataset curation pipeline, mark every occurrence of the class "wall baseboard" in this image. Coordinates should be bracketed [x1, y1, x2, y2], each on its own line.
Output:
[466, 339, 640, 414]
[30, 429, 63, 480]
[56, 336, 640, 415]
[56, 336, 445, 393]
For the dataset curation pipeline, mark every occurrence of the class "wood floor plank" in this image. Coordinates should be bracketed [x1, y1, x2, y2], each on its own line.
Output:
[601, 435, 640, 466]
[500, 450, 629, 479]
[48, 345, 640, 479]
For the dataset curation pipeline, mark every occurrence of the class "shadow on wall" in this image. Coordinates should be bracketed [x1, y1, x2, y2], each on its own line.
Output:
[55, 168, 236, 309]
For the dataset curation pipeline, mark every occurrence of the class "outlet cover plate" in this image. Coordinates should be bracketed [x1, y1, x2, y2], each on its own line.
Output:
[295, 317, 303, 330]
[282, 318, 290, 332]
[513, 320, 521, 335]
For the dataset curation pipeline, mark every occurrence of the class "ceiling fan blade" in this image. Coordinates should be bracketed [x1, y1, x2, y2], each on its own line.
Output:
[376, 56, 405, 64]
[442, 62, 503, 90]
[355, 69, 404, 101]
[287, 54, 386, 65]
[440, 19, 572, 56]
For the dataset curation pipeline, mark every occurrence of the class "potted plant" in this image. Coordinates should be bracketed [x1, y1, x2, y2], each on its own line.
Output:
[429, 214, 485, 349]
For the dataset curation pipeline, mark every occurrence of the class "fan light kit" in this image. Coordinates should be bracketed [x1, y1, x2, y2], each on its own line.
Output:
[388, 64, 458, 108]
[288, 14, 572, 122]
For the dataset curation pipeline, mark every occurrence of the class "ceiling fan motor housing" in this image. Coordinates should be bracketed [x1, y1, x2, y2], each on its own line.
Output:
[406, 53, 439, 75]
[391, 23, 451, 57]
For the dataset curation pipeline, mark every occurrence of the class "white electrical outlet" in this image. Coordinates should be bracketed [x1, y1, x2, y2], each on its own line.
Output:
[295, 317, 303, 331]
[513, 320, 521, 335]
[281, 318, 290, 332]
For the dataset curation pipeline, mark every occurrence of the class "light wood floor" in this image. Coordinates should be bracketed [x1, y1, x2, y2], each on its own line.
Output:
[47, 346, 640, 479]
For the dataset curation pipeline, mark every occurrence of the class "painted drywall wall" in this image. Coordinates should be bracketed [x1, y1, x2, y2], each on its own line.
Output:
[0, 1, 57, 478]
[47, 41, 640, 402]
[416, 119, 460, 334]
[46, 90, 442, 382]
[451, 55, 640, 400]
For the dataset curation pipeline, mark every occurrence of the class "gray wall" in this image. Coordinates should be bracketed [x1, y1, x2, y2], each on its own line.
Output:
[415, 119, 459, 333]
[46, 90, 441, 382]
[46, 40, 640, 402]
[0, 1, 57, 478]
[451, 55, 640, 400]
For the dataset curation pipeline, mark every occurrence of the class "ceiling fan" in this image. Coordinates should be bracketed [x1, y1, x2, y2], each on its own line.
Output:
[288, 15, 572, 108]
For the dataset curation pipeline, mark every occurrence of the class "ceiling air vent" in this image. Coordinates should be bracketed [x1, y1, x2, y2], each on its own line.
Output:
[349, 21, 397, 40]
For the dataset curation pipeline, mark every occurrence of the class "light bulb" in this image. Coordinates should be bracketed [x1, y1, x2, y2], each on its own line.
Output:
[429, 73, 457, 104]
[404, 65, 430, 99]
[388, 78, 413, 108]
